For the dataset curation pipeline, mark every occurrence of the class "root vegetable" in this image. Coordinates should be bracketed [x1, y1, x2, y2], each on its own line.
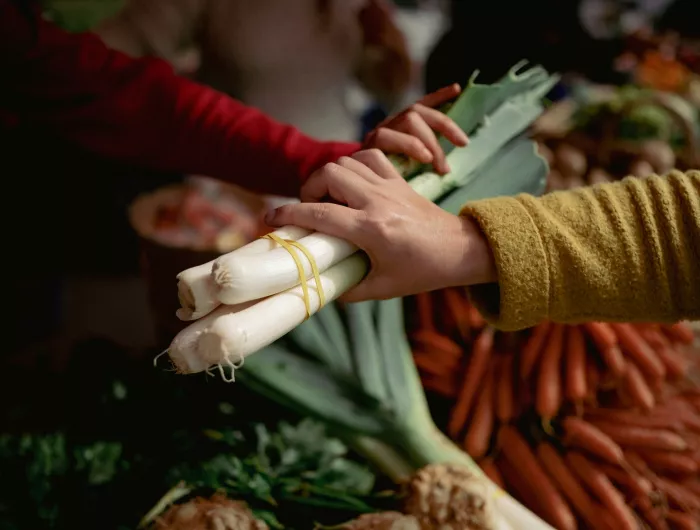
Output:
[496, 355, 515, 423]
[566, 452, 637, 530]
[585, 420, 688, 452]
[587, 168, 613, 186]
[633, 450, 698, 476]
[639, 140, 676, 174]
[448, 327, 494, 438]
[464, 361, 496, 459]
[565, 327, 587, 403]
[555, 144, 587, 177]
[535, 324, 565, 422]
[628, 159, 655, 178]
[547, 170, 567, 192]
[621, 362, 656, 411]
[499, 426, 577, 530]
[560, 416, 624, 465]
[611, 323, 666, 381]
[520, 322, 551, 379]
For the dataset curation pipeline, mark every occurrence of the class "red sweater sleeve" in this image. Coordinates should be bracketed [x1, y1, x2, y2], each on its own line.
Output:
[0, 2, 360, 197]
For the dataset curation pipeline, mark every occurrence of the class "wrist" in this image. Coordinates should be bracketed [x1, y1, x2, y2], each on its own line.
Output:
[452, 215, 497, 287]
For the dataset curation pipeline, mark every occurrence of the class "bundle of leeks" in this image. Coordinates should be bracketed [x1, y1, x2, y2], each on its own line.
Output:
[165, 63, 558, 530]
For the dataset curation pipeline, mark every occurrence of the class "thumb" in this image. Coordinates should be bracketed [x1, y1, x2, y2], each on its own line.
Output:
[265, 202, 363, 244]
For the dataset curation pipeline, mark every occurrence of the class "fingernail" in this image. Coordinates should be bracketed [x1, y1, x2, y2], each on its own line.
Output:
[458, 131, 469, 145]
[264, 209, 277, 224]
[420, 147, 433, 161]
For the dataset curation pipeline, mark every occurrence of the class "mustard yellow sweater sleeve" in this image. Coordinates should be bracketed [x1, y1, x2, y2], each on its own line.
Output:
[462, 170, 700, 331]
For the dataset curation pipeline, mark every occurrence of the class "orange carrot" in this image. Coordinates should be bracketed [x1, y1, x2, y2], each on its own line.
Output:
[467, 303, 486, 329]
[666, 510, 698, 530]
[662, 322, 695, 345]
[497, 456, 552, 522]
[594, 461, 653, 498]
[582, 322, 618, 349]
[634, 450, 699, 476]
[585, 356, 601, 404]
[565, 326, 587, 403]
[621, 361, 656, 411]
[519, 322, 552, 379]
[600, 346, 627, 379]
[413, 350, 453, 378]
[638, 327, 687, 379]
[611, 323, 666, 381]
[448, 327, 494, 438]
[499, 426, 577, 530]
[464, 361, 496, 459]
[411, 329, 463, 360]
[584, 407, 685, 432]
[442, 288, 471, 341]
[585, 420, 688, 452]
[479, 457, 504, 489]
[536, 442, 610, 529]
[633, 496, 669, 530]
[414, 292, 435, 332]
[655, 478, 700, 512]
[421, 373, 457, 398]
[560, 416, 624, 465]
[495, 354, 515, 423]
[566, 451, 638, 530]
[535, 324, 565, 421]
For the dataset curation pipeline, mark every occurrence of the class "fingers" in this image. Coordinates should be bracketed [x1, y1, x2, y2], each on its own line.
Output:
[352, 149, 403, 180]
[365, 127, 434, 165]
[264, 202, 364, 243]
[419, 83, 461, 109]
[410, 103, 469, 148]
[394, 108, 450, 174]
[300, 161, 372, 205]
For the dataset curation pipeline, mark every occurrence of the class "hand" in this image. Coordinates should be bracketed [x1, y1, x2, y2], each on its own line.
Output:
[264, 150, 496, 302]
[363, 84, 468, 175]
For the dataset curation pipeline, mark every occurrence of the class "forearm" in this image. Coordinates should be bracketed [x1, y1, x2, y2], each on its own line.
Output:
[2, 3, 359, 196]
[461, 170, 700, 330]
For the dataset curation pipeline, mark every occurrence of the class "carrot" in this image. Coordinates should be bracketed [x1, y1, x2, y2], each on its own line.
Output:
[535, 323, 565, 421]
[464, 361, 496, 459]
[421, 373, 457, 398]
[621, 361, 656, 411]
[566, 451, 638, 530]
[585, 420, 688, 452]
[611, 323, 666, 381]
[655, 478, 700, 512]
[411, 329, 462, 360]
[594, 461, 653, 498]
[448, 327, 494, 438]
[497, 456, 553, 522]
[666, 510, 698, 530]
[442, 288, 471, 341]
[414, 292, 435, 332]
[633, 497, 670, 530]
[638, 327, 687, 379]
[585, 356, 601, 404]
[413, 350, 453, 378]
[499, 426, 577, 530]
[584, 407, 686, 432]
[478, 457, 504, 489]
[560, 416, 624, 465]
[582, 322, 618, 350]
[600, 346, 627, 379]
[536, 442, 611, 529]
[467, 303, 486, 329]
[495, 354, 515, 423]
[519, 322, 552, 379]
[634, 450, 699, 476]
[662, 322, 695, 345]
[565, 326, 588, 404]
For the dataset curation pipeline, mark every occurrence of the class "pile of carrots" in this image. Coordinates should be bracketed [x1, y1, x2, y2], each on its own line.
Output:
[407, 288, 700, 530]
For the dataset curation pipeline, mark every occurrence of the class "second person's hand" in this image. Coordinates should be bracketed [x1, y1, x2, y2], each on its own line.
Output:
[362, 84, 468, 175]
[264, 149, 497, 302]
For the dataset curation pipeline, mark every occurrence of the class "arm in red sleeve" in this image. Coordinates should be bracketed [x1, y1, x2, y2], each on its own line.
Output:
[1, 1, 360, 197]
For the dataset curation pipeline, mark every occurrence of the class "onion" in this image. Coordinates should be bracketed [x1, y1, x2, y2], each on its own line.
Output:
[638, 140, 675, 174]
[555, 144, 587, 178]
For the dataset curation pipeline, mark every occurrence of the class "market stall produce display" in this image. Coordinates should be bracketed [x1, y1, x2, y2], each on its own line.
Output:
[161, 63, 558, 530]
[408, 287, 700, 530]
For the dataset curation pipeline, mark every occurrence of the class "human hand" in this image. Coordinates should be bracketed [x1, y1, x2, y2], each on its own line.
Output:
[264, 149, 496, 301]
[363, 84, 468, 175]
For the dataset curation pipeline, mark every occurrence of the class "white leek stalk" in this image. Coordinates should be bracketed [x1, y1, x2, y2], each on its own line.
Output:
[175, 225, 311, 320]
[169, 254, 367, 374]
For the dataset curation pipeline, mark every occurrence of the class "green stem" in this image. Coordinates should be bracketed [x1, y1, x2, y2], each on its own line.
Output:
[393, 421, 482, 476]
[349, 435, 415, 483]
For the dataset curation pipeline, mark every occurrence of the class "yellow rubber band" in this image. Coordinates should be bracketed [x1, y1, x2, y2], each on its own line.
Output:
[263, 233, 325, 319]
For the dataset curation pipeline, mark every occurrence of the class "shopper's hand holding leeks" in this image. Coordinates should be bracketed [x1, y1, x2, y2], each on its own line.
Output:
[264, 149, 497, 301]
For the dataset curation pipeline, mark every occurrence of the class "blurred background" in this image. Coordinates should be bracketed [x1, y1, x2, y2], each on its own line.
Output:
[12, 0, 699, 359]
